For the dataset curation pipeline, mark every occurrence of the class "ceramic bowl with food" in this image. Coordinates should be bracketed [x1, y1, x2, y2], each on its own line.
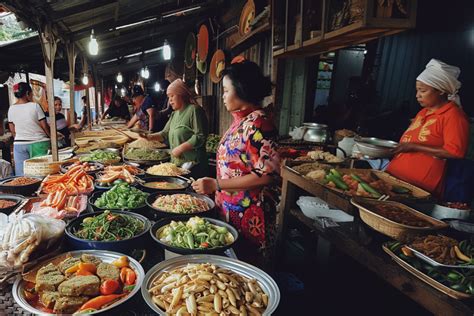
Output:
[145, 191, 215, 220]
[0, 194, 25, 214]
[0, 176, 42, 196]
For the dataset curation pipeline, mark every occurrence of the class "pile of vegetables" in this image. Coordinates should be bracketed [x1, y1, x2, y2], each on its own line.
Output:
[205, 134, 221, 153]
[157, 217, 234, 249]
[124, 148, 169, 161]
[74, 211, 145, 241]
[96, 165, 142, 187]
[94, 182, 148, 209]
[324, 169, 410, 198]
[41, 164, 94, 195]
[80, 150, 120, 163]
[387, 241, 474, 295]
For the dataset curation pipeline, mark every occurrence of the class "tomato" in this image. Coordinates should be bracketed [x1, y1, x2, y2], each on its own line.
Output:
[120, 267, 136, 285]
[100, 279, 120, 295]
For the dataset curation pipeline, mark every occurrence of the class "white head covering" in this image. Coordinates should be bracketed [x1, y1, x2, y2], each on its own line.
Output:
[416, 59, 462, 106]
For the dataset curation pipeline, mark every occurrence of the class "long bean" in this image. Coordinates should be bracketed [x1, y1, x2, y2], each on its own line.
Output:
[75, 211, 144, 241]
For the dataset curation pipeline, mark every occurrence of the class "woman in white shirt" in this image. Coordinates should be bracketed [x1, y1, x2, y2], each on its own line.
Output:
[8, 82, 50, 175]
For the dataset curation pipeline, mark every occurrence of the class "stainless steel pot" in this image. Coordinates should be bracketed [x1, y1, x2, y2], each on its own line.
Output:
[354, 137, 398, 158]
[302, 123, 328, 143]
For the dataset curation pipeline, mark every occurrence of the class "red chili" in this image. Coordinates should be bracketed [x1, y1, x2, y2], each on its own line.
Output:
[100, 279, 120, 295]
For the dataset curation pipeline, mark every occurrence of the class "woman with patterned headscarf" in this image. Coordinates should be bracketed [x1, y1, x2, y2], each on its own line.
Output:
[387, 59, 469, 197]
[145, 79, 209, 177]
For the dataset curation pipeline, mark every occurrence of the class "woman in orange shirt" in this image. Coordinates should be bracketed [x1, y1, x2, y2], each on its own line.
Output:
[387, 59, 469, 197]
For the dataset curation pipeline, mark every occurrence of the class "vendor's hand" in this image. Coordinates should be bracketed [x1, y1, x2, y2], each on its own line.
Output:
[392, 142, 419, 155]
[192, 177, 217, 195]
[171, 147, 183, 158]
[69, 124, 81, 132]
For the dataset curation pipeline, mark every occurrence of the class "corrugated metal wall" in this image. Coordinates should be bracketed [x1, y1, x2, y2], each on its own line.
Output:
[374, 28, 474, 116]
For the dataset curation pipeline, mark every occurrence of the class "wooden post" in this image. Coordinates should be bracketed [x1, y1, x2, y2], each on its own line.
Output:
[66, 41, 77, 145]
[82, 58, 92, 130]
[92, 64, 100, 121]
[39, 22, 59, 161]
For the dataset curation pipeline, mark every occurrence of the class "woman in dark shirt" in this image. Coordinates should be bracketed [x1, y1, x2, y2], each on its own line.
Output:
[102, 95, 131, 120]
[46, 96, 71, 147]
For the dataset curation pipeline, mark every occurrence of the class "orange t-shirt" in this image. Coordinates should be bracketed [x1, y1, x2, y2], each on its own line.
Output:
[386, 102, 469, 196]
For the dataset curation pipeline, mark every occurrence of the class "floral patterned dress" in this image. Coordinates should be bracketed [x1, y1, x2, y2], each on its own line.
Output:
[216, 109, 280, 265]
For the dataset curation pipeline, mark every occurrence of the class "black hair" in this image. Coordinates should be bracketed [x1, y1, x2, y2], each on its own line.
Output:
[14, 82, 32, 99]
[221, 61, 272, 106]
[82, 96, 87, 102]
[54, 96, 62, 103]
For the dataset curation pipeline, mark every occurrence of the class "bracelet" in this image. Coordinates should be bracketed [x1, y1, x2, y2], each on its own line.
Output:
[215, 179, 221, 192]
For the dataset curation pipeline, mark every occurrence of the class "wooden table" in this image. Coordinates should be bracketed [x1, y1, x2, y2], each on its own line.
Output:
[276, 165, 474, 316]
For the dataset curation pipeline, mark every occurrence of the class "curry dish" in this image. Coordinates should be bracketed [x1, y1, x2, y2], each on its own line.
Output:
[370, 203, 434, 227]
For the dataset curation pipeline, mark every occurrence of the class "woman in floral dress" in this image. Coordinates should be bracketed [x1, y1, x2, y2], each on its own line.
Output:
[192, 61, 280, 268]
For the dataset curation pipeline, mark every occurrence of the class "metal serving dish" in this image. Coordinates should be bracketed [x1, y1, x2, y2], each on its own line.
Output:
[141, 255, 280, 316]
[354, 137, 398, 158]
[138, 176, 190, 193]
[302, 122, 328, 143]
[13, 249, 145, 316]
[150, 216, 238, 255]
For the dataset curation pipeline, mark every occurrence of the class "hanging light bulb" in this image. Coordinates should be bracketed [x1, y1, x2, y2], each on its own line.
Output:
[82, 74, 89, 85]
[121, 87, 126, 96]
[114, 84, 118, 89]
[162, 41, 171, 60]
[116, 72, 123, 83]
[88, 29, 99, 55]
[141, 67, 150, 79]
[154, 82, 161, 92]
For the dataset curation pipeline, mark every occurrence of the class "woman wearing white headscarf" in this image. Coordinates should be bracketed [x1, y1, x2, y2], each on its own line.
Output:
[387, 59, 469, 197]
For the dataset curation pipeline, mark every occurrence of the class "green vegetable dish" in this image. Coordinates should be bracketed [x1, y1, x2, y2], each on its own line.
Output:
[124, 148, 169, 161]
[94, 182, 148, 209]
[74, 210, 145, 241]
[80, 150, 120, 163]
[158, 217, 234, 249]
[206, 134, 221, 153]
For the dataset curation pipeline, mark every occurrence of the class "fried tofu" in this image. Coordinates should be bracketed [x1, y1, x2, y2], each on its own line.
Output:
[96, 262, 120, 282]
[39, 291, 60, 309]
[53, 296, 89, 313]
[58, 257, 81, 275]
[58, 275, 100, 296]
[80, 254, 102, 267]
[35, 263, 65, 292]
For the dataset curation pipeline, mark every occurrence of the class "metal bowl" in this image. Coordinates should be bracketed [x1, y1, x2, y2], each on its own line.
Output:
[354, 137, 398, 158]
[65, 210, 152, 252]
[88, 191, 149, 217]
[141, 255, 280, 316]
[138, 176, 190, 193]
[150, 216, 238, 255]
[145, 191, 215, 221]
[13, 249, 145, 316]
[302, 123, 328, 143]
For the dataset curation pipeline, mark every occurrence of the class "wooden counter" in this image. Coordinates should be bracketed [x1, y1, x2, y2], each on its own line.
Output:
[276, 165, 474, 316]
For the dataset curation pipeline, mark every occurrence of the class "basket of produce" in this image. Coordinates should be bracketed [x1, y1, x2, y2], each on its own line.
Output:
[145, 162, 190, 177]
[60, 161, 104, 176]
[0, 176, 42, 196]
[13, 250, 144, 314]
[79, 149, 121, 165]
[123, 146, 170, 166]
[383, 240, 474, 299]
[89, 182, 149, 213]
[299, 166, 431, 201]
[138, 176, 189, 192]
[351, 198, 448, 241]
[146, 192, 215, 220]
[0, 194, 25, 215]
[141, 255, 280, 315]
[206, 134, 221, 153]
[65, 210, 151, 252]
[150, 216, 237, 255]
[41, 165, 94, 196]
[0, 212, 65, 269]
[94, 164, 144, 189]
[23, 154, 75, 177]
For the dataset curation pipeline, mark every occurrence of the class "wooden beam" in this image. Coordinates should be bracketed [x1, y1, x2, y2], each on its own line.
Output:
[39, 22, 59, 161]
[82, 58, 92, 131]
[50, 0, 117, 21]
[66, 41, 77, 145]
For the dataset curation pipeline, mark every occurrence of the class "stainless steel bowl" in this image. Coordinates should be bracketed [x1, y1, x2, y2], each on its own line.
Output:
[13, 249, 145, 316]
[303, 123, 328, 143]
[354, 137, 398, 158]
[141, 255, 280, 316]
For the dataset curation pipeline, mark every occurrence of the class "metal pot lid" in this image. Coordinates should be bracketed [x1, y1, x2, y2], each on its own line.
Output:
[355, 137, 398, 148]
[303, 122, 328, 129]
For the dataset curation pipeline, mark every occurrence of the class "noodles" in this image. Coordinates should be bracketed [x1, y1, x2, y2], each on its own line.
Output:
[152, 194, 210, 214]
[146, 163, 190, 176]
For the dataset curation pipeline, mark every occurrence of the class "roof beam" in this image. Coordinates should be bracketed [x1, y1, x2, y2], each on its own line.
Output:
[50, 0, 117, 21]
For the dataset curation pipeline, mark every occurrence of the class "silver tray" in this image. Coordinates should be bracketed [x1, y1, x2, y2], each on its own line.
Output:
[407, 246, 474, 269]
[13, 249, 145, 315]
[141, 255, 280, 316]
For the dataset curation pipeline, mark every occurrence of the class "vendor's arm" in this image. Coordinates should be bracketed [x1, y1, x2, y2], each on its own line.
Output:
[126, 114, 139, 129]
[8, 122, 15, 138]
[39, 118, 51, 137]
[192, 174, 274, 194]
[146, 107, 155, 131]
[145, 113, 173, 142]
[392, 143, 460, 159]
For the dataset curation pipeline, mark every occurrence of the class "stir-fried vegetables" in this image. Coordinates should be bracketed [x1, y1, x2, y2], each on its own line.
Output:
[74, 210, 145, 241]
[152, 194, 210, 214]
[158, 217, 234, 249]
[94, 183, 148, 209]
[80, 150, 120, 163]
[124, 148, 169, 161]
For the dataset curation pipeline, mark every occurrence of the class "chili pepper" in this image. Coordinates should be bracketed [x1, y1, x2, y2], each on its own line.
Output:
[200, 242, 209, 248]
[100, 279, 120, 295]
[120, 267, 136, 285]
[76, 269, 94, 276]
[111, 256, 130, 268]
[401, 246, 413, 257]
[326, 174, 349, 190]
[329, 169, 343, 179]
[454, 245, 471, 262]
[186, 232, 195, 249]
[447, 272, 462, 282]
[78, 262, 97, 274]
[78, 294, 126, 312]
[65, 263, 80, 274]
[350, 174, 382, 198]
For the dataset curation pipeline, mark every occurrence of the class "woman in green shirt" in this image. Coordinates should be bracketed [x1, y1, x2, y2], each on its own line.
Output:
[147, 79, 209, 177]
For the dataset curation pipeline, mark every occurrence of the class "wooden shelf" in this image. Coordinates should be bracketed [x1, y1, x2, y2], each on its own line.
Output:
[230, 22, 271, 52]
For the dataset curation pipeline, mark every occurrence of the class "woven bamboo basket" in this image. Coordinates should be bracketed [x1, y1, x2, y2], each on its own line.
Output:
[351, 198, 448, 242]
[24, 154, 76, 177]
